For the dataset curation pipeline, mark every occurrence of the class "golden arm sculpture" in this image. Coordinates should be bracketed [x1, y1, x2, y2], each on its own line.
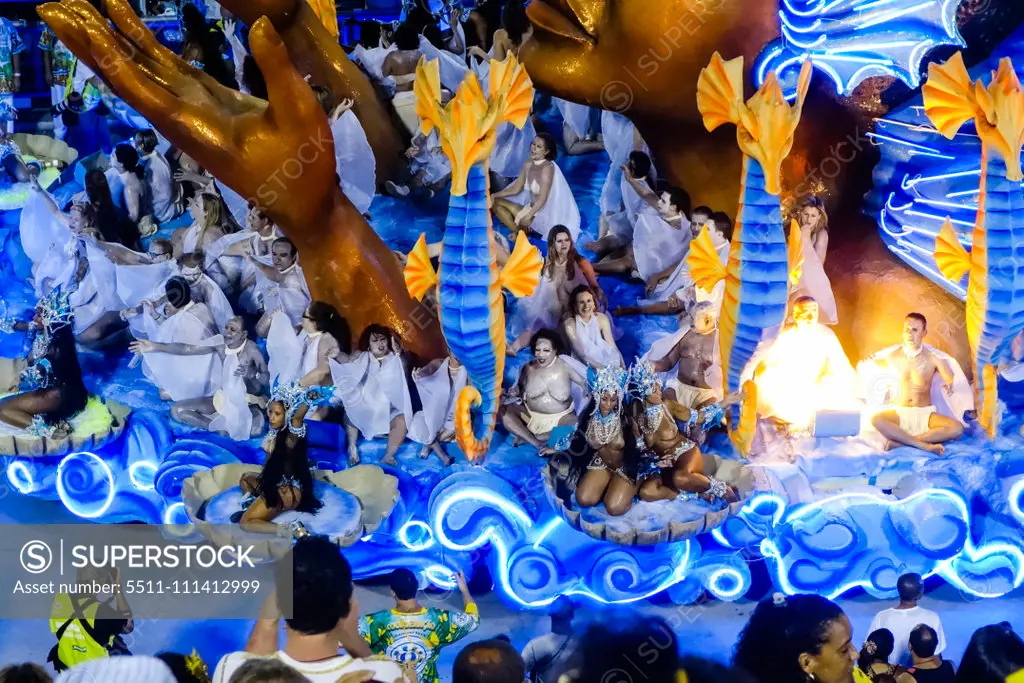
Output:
[38, 0, 445, 359]
[521, 0, 972, 373]
[203, 0, 402, 180]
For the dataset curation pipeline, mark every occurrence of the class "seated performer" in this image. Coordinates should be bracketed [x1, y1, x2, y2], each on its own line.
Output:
[502, 329, 586, 455]
[563, 285, 623, 370]
[382, 22, 423, 137]
[554, 98, 603, 156]
[130, 317, 269, 440]
[171, 193, 227, 260]
[243, 238, 311, 336]
[628, 360, 737, 504]
[869, 313, 965, 454]
[133, 277, 221, 402]
[132, 129, 179, 225]
[215, 205, 283, 311]
[267, 302, 348, 398]
[748, 296, 857, 434]
[791, 197, 837, 325]
[237, 382, 330, 537]
[121, 252, 233, 334]
[491, 133, 582, 242]
[0, 289, 88, 437]
[508, 225, 604, 355]
[109, 144, 153, 239]
[576, 365, 638, 516]
[409, 354, 468, 466]
[311, 87, 376, 217]
[592, 180, 690, 281]
[331, 325, 413, 467]
[648, 301, 720, 442]
[637, 206, 716, 305]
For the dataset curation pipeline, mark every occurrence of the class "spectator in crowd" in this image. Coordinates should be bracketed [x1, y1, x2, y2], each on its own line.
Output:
[452, 639, 525, 683]
[227, 659, 309, 683]
[869, 573, 945, 667]
[522, 597, 576, 683]
[47, 567, 133, 673]
[559, 616, 680, 683]
[907, 625, 955, 683]
[157, 651, 211, 683]
[956, 623, 1024, 683]
[54, 656, 178, 683]
[212, 536, 410, 683]
[859, 629, 915, 683]
[734, 593, 859, 683]
[0, 664, 51, 683]
[360, 568, 479, 683]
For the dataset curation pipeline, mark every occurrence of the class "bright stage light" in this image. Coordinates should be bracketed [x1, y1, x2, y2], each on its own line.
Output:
[128, 461, 158, 491]
[6, 461, 35, 494]
[399, 520, 436, 551]
[56, 452, 115, 519]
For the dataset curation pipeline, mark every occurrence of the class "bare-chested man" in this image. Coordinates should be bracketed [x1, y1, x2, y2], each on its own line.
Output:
[130, 316, 269, 438]
[870, 312, 964, 455]
[502, 329, 586, 455]
[629, 361, 738, 504]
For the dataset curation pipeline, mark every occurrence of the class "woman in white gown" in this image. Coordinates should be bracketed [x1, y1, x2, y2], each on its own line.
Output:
[409, 354, 467, 465]
[311, 88, 377, 218]
[508, 225, 605, 354]
[267, 301, 348, 393]
[134, 277, 222, 402]
[791, 197, 837, 325]
[562, 286, 623, 371]
[587, 150, 655, 259]
[491, 133, 581, 242]
[330, 325, 413, 467]
[597, 112, 646, 228]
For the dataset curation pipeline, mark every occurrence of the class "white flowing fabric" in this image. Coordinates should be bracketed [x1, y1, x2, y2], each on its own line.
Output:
[70, 241, 121, 333]
[418, 35, 469, 93]
[266, 312, 323, 385]
[571, 315, 623, 369]
[330, 352, 414, 439]
[632, 213, 690, 281]
[642, 321, 724, 401]
[115, 261, 176, 308]
[599, 111, 638, 215]
[508, 161, 581, 242]
[331, 110, 377, 216]
[142, 151, 177, 224]
[351, 43, 397, 95]
[140, 303, 223, 401]
[604, 177, 653, 241]
[643, 236, 729, 309]
[794, 231, 838, 325]
[554, 98, 595, 138]
[190, 274, 234, 332]
[256, 265, 311, 328]
[508, 266, 587, 338]
[856, 344, 974, 425]
[409, 360, 468, 444]
[202, 229, 255, 293]
[209, 345, 253, 441]
[215, 178, 249, 227]
[490, 118, 536, 179]
[19, 191, 75, 295]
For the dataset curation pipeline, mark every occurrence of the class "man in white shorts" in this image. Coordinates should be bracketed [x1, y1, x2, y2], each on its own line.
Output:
[870, 312, 964, 455]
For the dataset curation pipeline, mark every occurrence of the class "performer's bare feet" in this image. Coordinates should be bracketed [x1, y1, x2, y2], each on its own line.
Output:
[883, 439, 944, 456]
[381, 453, 398, 466]
[348, 447, 360, 466]
[419, 445, 431, 459]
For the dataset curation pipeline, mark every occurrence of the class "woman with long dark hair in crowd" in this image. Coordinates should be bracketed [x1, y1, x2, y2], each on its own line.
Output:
[237, 383, 327, 537]
[734, 593, 859, 683]
[956, 623, 1024, 683]
[82, 168, 139, 248]
[0, 289, 88, 437]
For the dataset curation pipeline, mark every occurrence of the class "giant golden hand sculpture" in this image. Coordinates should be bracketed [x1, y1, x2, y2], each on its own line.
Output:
[39, 0, 444, 358]
[521, 0, 972, 372]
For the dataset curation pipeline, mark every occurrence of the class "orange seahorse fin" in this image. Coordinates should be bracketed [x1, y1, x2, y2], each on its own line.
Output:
[730, 379, 758, 458]
[403, 233, 439, 301]
[489, 53, 534, 131]
[686, 225, 728, 292]
[455, 385, 489, 461]
[414, 56, 446, 138]
[787, 219, 805, 287]
[923, 52, 979, 139]
[499, 231, 544, 298]
[934, 219, 972, 283]
[697, 52, 745, 133]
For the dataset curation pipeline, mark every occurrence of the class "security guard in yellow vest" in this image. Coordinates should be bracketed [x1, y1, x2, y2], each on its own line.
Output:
[47, 568, 133, 673]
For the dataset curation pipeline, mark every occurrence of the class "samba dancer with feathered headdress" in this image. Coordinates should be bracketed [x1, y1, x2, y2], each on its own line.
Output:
[0, 287, 88, 437]
[627, 358, 738, 505]
[236, 380, 333, 538]
[575, 364, 639, 517]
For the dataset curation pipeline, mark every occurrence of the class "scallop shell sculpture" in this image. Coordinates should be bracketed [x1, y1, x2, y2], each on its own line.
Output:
[181, 464, 400, 561]
[0, 398, 131, 458]
[544, 453, 756, 546]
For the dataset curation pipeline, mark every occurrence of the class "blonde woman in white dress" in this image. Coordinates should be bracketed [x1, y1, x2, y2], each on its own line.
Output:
[791, 197, 837, 325]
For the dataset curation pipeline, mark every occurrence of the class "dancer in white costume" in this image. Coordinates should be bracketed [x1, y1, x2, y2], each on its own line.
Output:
[266, 302, 348, 393]
[553, 98, 603, 156]
[214, 206, 284, 313]
[593, 181, 690, 281]
[133, 277, 222, 402]
[617, 211, 732, 318]
[309, 88, 377, 218]
[409, 355, 467, 465]
[171, 193, 227, 260]
[597, 112, 646, 227]
[791, 197, 837, 324]
[331, 325, 413, 467]
[508, 225, 605, 354]
[131, 317, 269, 440]
[562, 286, 623, 371]
[244, 238, 312, 337]
[491, 133, 581, 242]
[587, 151, 656, 259]
[132, 130, 179, 225]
